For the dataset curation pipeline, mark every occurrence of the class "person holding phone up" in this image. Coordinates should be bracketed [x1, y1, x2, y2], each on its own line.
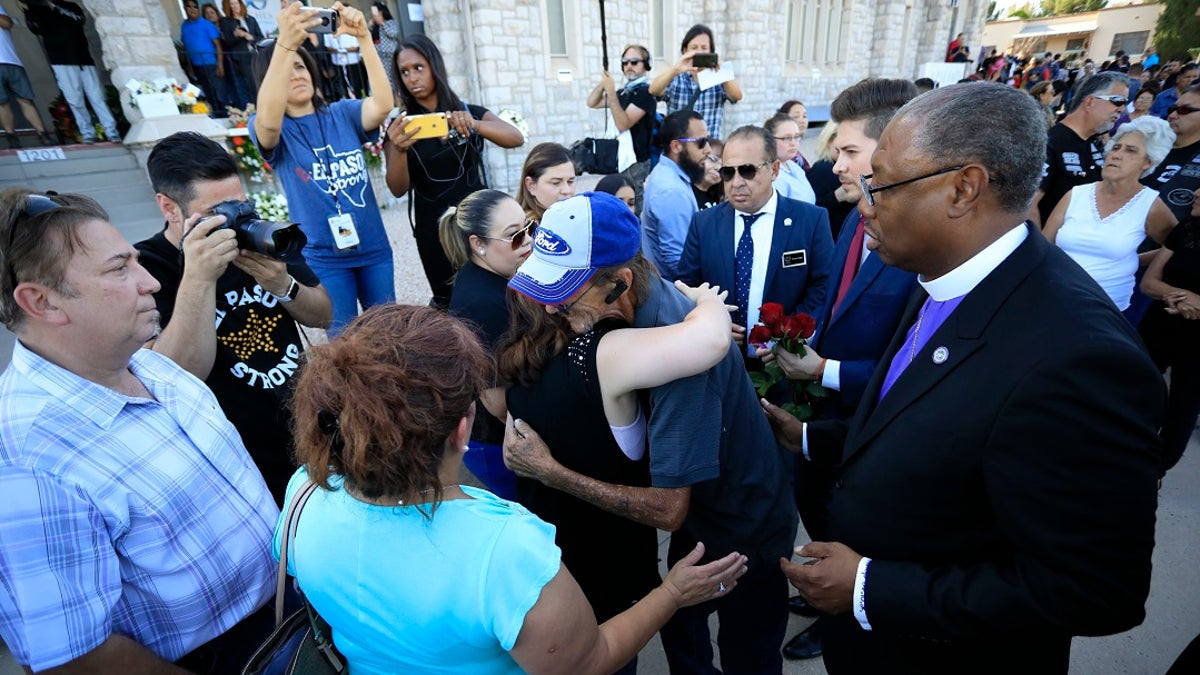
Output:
[384, 34, 524, 309]
[649, 24, 743, 140]
[250, 1, 395, 336]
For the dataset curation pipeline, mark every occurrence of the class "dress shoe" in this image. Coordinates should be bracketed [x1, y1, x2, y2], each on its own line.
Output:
[788, 594, 821, 617]
[37, 131, 56, 146]
[5, 132, 20, 149]
[782, 620, 824, 660]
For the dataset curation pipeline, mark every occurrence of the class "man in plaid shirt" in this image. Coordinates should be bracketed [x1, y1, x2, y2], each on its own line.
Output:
[0, 190, 278, 672]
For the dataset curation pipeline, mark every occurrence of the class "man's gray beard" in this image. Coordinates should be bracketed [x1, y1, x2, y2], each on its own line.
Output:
[835, 185, 859, 204]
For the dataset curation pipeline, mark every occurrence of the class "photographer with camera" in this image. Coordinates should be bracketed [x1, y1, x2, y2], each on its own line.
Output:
[384, 34, 524, 309]
[136, 131, 332, 505]
[252, 0, 395, 333]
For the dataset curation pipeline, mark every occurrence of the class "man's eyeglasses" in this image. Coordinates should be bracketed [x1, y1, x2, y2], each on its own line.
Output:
[1092, 94, 1129, 107]
[858, 166, 964, 207]
[621, 58, 645, 67]
[773, 135, 803, 143]
[479, 219, 537, 251]
[718, 161, 772, 182]
[1167, 104, 1200, 116]
[553, 274, 612, 317]
[676, 137, 710, 149]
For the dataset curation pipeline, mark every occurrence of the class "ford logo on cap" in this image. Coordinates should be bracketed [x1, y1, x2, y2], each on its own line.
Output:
[534, 228, 572, 256]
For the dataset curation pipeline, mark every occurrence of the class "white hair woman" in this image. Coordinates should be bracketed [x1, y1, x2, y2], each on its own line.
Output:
[1044, 115, 1179, 318]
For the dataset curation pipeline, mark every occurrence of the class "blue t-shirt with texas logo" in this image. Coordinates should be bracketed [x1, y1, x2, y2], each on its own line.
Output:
[251, 99, 390, 268]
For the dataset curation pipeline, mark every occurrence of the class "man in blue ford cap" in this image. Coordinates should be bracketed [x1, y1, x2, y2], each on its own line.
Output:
[505, 191, 798, 674]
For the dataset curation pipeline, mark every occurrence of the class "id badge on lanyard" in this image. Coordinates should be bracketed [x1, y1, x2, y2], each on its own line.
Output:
[327, 187, 360, 250]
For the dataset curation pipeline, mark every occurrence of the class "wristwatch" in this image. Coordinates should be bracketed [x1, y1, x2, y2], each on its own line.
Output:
[277, 276, 300, 303]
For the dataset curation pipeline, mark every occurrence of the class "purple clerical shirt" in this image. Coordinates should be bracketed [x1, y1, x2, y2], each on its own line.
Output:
[877, 295, 965, 402]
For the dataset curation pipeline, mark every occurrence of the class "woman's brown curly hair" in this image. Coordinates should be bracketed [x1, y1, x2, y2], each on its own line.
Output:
[291, 305, 492, 506]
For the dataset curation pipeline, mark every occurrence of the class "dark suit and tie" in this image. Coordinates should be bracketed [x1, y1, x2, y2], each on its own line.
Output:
[677, 194, 834, 335]
[771, 84, 1164, 675]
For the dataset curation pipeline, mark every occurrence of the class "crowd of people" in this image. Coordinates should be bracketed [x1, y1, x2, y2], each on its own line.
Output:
[0, 1, 120, 147]
[2, 2, 1200, 673]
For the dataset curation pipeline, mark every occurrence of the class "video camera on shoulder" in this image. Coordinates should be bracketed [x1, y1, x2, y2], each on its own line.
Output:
[210, 200, 307, 263]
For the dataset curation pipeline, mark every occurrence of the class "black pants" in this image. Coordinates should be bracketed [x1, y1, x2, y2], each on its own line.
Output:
[659, 535, 789, 675]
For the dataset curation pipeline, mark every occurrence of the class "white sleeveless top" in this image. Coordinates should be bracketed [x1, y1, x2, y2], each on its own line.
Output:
[1056, 183, 1158, 310]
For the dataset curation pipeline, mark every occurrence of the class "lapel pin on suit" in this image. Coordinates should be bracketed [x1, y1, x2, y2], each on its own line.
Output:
[932, 346, 950, 365]
[783, 217, 792, 226]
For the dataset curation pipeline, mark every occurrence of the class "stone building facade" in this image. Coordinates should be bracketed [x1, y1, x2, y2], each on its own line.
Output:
[3, 0, 987, 192]
[419, 0, 988, 190]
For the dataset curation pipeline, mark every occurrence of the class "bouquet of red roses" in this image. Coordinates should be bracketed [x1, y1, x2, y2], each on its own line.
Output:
[748, 302, 826, 421]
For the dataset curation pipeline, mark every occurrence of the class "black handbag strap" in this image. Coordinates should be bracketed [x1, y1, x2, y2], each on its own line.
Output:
[275, 479, 319, 625]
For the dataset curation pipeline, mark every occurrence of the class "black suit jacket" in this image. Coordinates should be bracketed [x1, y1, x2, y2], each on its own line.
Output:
[808, 226, 1164, 674]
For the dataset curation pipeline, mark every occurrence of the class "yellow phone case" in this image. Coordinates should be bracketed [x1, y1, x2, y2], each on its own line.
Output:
[404, 113, 450, 140]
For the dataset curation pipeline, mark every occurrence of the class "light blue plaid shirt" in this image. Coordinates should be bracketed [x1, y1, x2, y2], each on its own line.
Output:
[0, 341, 279, 671]
[662, 73, 733, 139]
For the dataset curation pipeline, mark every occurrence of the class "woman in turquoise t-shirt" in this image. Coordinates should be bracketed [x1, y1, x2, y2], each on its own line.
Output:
[280, 304, 747, 674]
[251, 1, 395, 335]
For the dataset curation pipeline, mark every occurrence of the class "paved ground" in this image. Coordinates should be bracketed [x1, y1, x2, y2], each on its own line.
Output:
[3, 135, 1198, 672]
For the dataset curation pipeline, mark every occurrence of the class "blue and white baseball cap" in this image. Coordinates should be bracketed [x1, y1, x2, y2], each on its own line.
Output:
[508, 192, 641, 304]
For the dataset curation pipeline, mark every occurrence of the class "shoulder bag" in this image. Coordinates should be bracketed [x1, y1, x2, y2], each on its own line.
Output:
[242, 480, 346, 675]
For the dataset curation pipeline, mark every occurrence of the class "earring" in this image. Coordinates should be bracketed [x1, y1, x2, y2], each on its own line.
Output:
[478, 249, 486, 255]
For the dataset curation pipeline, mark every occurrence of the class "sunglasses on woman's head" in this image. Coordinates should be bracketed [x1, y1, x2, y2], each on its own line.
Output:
[480, 219, 538, 250]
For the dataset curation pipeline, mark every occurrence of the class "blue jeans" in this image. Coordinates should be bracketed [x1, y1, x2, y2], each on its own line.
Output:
[312, 259, 396, 337]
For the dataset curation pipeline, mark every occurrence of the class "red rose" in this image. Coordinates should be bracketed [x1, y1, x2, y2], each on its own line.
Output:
[748, 324, 773, 345]
[232, 136, 244, 147]
[793, 313, 816, 339]
[780, 313, 817, 339]
[759, 302, 785, 332]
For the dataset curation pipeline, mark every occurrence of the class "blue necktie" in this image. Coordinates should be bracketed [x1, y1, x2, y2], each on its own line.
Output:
[734, 212, 763, 329]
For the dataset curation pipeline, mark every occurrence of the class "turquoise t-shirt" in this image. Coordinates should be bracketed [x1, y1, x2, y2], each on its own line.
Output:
[275, 470, 561, 674]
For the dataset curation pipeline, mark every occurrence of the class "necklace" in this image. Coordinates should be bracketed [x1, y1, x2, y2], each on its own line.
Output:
[398, 484, 461, 505]
[909, 301, 931, 364]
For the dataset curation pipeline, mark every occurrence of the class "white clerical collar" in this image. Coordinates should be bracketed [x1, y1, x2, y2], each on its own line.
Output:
[734, 190, 778, 219]
[920, 223, 1028, 301]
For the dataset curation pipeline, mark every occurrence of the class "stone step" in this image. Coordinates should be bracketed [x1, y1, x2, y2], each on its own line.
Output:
[0, 152, 141, 181]
[18, 166, 150, 194]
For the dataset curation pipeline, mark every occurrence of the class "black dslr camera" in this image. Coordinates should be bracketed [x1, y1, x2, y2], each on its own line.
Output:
[209, 200, 307, 263]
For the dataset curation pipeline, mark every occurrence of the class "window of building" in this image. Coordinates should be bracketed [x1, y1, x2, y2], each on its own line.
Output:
[785, 0, 848, 67]
[546, 0, 568, 57]
[1110, 31, 1149, 57]
[650, 0, 677, 66]
[542, 0, 579, 75]
[1065, 37, 1086, 52]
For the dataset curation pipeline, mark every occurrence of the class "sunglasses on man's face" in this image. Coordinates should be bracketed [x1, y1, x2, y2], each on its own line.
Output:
[1092, 94, 1129, 107]
[718, 161, 771, 182]
[1168, 104, 1200, 116]
[675, 136, 711, 149]
[621, 58, 645, 67]
[480, 219, 537, 251]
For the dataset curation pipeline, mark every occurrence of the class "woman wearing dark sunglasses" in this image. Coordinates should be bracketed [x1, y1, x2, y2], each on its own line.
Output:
[438, 189, 535, 499]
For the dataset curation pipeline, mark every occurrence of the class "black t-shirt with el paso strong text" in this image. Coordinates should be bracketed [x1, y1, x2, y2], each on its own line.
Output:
[136, 228, 320, 505]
